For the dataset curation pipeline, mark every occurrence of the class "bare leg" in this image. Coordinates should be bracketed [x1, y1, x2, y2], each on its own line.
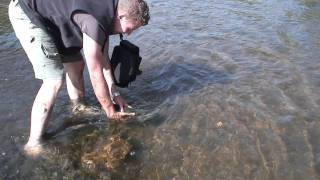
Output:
[64, 61, 100, 114]
[63, 61, 85, 102]
[24, 79, 63, 156]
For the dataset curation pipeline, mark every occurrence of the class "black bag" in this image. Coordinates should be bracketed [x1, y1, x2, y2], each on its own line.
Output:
[110, 34, 142, 88]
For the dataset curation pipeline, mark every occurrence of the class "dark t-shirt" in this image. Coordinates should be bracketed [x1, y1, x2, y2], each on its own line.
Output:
[73, 13, 109, 50]
[19, 0, 118, 54]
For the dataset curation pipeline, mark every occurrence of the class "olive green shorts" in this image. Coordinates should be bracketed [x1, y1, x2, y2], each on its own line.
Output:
[8, 0, 83, 80]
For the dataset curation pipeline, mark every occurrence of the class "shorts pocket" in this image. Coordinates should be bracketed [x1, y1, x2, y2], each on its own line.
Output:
[41, 44, 61, 59]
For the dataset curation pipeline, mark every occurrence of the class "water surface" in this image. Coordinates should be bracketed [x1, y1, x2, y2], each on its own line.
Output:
[0, 0, 320, 179]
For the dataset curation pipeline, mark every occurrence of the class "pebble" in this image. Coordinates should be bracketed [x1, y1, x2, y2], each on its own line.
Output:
[217, 121, 223, 127]
[129, 151, 136, 156]
[2, 152, 5, 156]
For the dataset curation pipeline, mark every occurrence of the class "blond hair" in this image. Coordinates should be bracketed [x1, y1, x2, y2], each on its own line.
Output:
[118, 0, 150, 26]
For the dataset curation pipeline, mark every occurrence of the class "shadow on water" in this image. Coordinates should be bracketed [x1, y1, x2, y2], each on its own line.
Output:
[126, 60, 232, 125]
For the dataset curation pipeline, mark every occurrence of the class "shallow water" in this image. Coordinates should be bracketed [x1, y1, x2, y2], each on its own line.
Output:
[1, 0, 320, 179]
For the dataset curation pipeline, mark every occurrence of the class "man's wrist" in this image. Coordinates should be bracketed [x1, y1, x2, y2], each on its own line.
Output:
[104, 103, 115, 117]
[111, 90, 121, 100]
[110, 84, 120, 99]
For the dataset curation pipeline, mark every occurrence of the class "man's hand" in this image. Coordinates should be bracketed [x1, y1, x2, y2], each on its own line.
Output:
[113, 95, 133, 112]
[109, 84, 133, 112]
[105, 104, 135, 122]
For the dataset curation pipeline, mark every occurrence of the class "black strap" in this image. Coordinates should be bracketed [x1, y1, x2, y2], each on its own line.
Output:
[119, 33, 123, 41]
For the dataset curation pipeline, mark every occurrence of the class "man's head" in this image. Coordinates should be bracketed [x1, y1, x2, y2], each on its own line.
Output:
[114, 0, 150, 35]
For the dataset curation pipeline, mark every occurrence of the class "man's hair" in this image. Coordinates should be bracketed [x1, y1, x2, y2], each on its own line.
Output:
[118, 0, 150, 26]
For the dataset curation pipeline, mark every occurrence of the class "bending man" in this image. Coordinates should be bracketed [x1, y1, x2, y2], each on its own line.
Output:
[8, 0, 150, 156]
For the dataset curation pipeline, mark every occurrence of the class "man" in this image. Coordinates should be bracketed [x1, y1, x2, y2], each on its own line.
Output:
[8, 0, 150, 156]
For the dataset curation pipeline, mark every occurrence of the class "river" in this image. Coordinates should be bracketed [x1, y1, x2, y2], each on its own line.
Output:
[0, 0, 320, 179]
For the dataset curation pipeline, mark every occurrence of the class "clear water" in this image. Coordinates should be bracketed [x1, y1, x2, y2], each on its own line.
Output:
[1, 0, 320, 179]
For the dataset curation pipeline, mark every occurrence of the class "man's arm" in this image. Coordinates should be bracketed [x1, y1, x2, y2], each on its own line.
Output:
[101, 41, 117, 96]
[82, 33, 134, 120]
[82, 33, 115, 116]
[102, 39, 130, 112]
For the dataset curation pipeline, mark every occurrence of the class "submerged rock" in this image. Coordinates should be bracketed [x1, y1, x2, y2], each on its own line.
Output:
[81, 135, 132, 170]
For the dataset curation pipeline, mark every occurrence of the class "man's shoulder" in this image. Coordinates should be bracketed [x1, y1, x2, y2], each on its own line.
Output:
[73, 13, 108, 48]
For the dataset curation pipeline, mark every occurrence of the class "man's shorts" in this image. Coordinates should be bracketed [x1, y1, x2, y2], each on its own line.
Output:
[8, 0, 83, 80]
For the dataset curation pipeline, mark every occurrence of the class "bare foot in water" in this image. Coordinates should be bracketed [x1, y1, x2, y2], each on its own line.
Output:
[71, 103, 101, 115]
[24, 141, 43, 157]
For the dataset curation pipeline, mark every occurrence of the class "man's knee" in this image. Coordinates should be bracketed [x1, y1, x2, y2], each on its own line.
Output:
[42, 79, 64, 92]
[64, 61, 85, 76]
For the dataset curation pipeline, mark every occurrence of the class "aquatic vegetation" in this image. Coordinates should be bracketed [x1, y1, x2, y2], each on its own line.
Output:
[81, 134, 132, 170]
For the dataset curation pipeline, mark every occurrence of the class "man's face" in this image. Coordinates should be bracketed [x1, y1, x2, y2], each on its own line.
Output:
[114, 15, 141, 35]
